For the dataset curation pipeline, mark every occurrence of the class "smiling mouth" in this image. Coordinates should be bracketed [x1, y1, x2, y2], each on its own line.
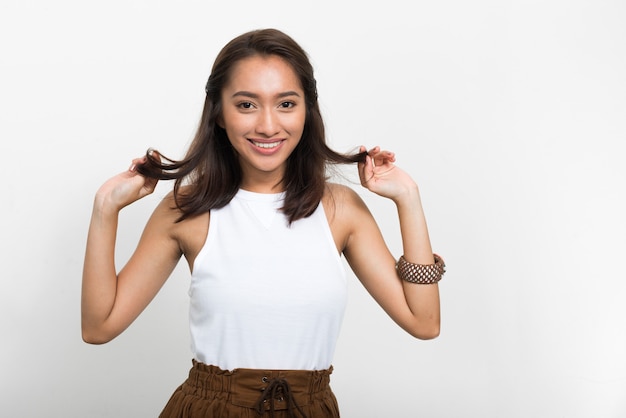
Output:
[250, 140, 283, 149]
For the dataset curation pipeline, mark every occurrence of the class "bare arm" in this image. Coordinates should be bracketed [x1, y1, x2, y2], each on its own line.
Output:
[341, 146, 441, 339]
[81, 155, 182, 344]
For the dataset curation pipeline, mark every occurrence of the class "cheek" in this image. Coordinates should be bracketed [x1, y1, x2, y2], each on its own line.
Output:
[287, 112, 307, 135]
[222, 112, 248, 135]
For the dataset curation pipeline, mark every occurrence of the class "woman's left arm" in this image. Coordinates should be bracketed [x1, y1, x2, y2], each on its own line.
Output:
[342, 146, 441, 339]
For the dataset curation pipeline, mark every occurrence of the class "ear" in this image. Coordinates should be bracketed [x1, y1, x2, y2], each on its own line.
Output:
[216, 114, 225, 129]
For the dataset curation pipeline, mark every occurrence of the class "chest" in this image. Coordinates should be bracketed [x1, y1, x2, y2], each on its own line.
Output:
[190, 197, 347, 314]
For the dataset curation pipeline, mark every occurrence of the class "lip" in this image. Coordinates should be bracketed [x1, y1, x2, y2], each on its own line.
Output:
[247, 138, 286, 155]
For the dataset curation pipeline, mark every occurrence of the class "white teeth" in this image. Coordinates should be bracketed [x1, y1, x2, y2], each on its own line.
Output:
[252, 140, 281, 149]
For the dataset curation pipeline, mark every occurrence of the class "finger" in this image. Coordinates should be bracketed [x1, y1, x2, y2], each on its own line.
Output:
[369, 149, 394, 158]
[140, 150, 161, 193]
[370, 152, 387, 166]
[364, 146, 379, 169]
[357, 145, 369, 171]
[358, 153, 373, 185]
[381, 151, 396, 164]
[367, 146, 391, 159]
[367, 146, 380, 159]
[357, 145, 367, 168]
[129, 156, 147, 172]
[372, 150, 396, 165]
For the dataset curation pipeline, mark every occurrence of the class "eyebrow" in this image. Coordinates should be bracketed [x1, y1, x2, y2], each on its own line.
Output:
[231, 90, 301, 99]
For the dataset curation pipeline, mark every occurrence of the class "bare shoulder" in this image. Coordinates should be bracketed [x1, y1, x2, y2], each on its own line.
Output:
[323, 182, 374, 252]
[150, 187, 210, 271]
[323, 182, 371, 219]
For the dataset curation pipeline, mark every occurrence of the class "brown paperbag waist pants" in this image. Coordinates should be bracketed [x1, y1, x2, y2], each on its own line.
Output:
[159, 360, 340, 418]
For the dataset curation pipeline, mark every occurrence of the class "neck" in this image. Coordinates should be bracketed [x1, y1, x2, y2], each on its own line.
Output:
[239, 174, 286, 194]
[239, 163, 287, 193]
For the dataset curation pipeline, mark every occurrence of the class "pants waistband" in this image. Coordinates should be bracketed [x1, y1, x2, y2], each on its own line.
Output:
[186, 360, 333, 412]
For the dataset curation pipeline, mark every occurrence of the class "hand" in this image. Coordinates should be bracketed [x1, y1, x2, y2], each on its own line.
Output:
[94, 151, 160, 212]
[358, 146, 418, 202]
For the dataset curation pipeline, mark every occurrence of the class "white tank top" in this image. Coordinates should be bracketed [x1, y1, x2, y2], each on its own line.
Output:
[189, 189, 347, 371]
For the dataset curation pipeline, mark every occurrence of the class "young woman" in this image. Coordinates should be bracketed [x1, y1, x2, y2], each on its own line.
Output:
[82, 28, 444, 418]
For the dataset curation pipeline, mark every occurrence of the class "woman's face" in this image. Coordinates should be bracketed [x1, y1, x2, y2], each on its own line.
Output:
[219, 54, 306, 192]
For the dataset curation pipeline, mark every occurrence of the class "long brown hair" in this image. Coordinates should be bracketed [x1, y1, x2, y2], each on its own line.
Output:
[137, 28, 366, 223]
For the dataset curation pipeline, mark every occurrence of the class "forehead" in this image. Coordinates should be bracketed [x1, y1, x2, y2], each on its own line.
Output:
[224, 54, 303, 93]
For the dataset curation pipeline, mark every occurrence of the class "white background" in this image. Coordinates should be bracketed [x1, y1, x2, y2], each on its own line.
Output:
[1, 1, 625, 417]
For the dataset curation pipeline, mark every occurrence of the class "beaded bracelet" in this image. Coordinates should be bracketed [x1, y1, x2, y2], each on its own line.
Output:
[396, 254, 446, 284]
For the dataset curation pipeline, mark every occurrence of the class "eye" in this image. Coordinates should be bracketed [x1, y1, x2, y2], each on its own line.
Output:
[237, 101, 255, 110]
[279, 101, 295, 109]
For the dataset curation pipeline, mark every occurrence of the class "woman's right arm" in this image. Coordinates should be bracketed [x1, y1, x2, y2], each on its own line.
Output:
[81, 155, 182, 344]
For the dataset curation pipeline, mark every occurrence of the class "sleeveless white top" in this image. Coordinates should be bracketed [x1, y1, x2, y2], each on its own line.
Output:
[189, 189, 348, 371]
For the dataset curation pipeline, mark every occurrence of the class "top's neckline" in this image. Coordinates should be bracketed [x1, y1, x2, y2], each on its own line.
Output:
[235, 188, 286, 202]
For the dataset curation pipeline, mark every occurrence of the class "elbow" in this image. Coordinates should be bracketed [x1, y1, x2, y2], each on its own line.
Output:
[406, 321, 440, 340]
[415, 326, 440, 340]
[81, 323, 115, 345]
[82, 331, 111, 345]
[82, 335, 109, 345]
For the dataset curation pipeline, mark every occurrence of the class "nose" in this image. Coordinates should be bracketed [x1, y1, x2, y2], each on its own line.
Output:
[255, 108, 280, 137]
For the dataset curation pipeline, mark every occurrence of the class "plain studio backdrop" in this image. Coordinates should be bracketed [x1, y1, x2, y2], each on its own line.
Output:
[1, 1, 625, 417]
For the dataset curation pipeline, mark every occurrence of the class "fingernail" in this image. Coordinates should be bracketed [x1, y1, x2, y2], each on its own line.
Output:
[129, 163, 136, 172]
